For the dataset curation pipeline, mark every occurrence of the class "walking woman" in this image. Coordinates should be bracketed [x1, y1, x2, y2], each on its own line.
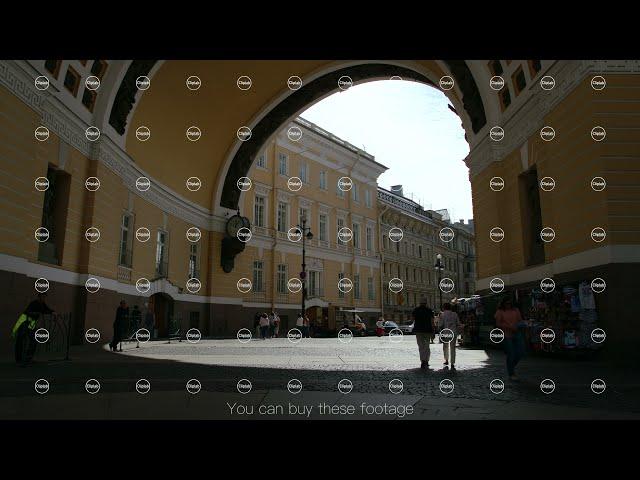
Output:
[440, 303, 462, 370]
[495, 297, 526, 381]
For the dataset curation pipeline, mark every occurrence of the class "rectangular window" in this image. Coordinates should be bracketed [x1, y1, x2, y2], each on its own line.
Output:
[512, 66, 527, 96]
[338, 272, 345, 298]
[406, 267, 409, 279]
[418, 245, 423, 258]
[337, 218, 345, 244]
[277, 264, 287, 294]
[309, 271, 323, 297]
[37, 165, 71, 265]
[188, 243, 199, 279]
[411, 243, 415, 256]
[367, 277, 374, 300]
[319, 214, 327, 241]
[528, 59, 542, 78]
[488, 60, 503, 76]
[365, 189, 371, 207]
[256, 153, 266, 169]
[414, 268, 417, 282]
[253, 260, 264, 292]
[499, 87, 511, 111]
[155, 231, 169, 277]
[119, 213, 133, 267]
[254, 195, 265, 228]
[366, 226, 373, 251]
[90, 60, 108, 78]
[299, 207, 309, 226]
[353, 223, 360, 249]
[44, 60, 61, 78]
[63, 66, 81, 96]
[82, 89, 97, 112]
[277, 202, 288, 233]
[352, 183, 359, 202]
[420, 270, 423, 283]
[337, 180, 345, 198]
[354, 274, 361, 299]
[319, 171, 327, 190]
[519, 166, 545, 266]
[278, 153, 288, 175]
[299, 162, 308, 183]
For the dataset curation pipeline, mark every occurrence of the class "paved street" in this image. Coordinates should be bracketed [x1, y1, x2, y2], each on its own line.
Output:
[1, 336, 639, 420]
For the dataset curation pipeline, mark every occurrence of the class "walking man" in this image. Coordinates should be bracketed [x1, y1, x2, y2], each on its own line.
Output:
[440, 303, 462, 370]
[412, 298, 435, 370]
[110, 300, 129, 352]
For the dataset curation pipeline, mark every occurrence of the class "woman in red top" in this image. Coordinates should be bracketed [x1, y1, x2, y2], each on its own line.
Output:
[495, 297, 525, 381]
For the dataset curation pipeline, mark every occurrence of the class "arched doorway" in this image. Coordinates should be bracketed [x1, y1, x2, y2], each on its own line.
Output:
[149, 292, 174, 338]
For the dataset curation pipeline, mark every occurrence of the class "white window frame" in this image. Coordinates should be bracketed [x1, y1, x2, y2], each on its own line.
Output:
[277, 201, 289, 233]
[319, 213, 328, 242]
[253, 260, 265, 292]
[256, 152, 267, 169]
[254, 195, 266, 228]
[352, 222, 361, 249]
[319, 171, 327, 190]
[278, 152, 288, 176]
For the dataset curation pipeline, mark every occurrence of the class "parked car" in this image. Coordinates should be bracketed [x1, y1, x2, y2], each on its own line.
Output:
[398, 321, 415, 334]
[381, 320, 399, 335]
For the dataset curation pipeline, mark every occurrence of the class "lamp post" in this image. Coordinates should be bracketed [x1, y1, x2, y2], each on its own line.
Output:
[298, 215, 314, 317]
[435, 253, 444, 311]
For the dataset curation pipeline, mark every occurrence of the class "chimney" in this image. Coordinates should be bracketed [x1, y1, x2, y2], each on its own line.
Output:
[391, 185, 403, 197]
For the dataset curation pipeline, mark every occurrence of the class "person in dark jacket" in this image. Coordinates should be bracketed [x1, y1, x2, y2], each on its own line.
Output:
[110, 300, 129, 351]
[412, 298, 435, 370]
[14, 293, 54, 363]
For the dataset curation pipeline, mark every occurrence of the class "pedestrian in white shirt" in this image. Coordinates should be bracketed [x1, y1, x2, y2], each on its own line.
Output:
[439, 303, 463, 370]
[259, 313, 270, 340]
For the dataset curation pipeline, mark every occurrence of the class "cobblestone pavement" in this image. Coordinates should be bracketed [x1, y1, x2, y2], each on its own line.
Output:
[1, 337, 639, 419]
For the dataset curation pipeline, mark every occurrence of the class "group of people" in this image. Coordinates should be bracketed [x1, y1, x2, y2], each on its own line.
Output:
[255, 311, 282, 339]
[109, 300, 155, 352]
[411, 296, 526, 380]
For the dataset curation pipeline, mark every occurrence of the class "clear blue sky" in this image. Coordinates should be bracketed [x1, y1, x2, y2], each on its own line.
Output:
[301, 80, 473, 221]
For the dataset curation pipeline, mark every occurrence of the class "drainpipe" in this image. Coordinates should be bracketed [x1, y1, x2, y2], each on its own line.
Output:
[378, 204, 390, 317]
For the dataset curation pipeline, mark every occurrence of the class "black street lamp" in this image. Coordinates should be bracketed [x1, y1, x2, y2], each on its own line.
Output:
[298, 215, 314, 317]
[435, 253, 444, 311]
